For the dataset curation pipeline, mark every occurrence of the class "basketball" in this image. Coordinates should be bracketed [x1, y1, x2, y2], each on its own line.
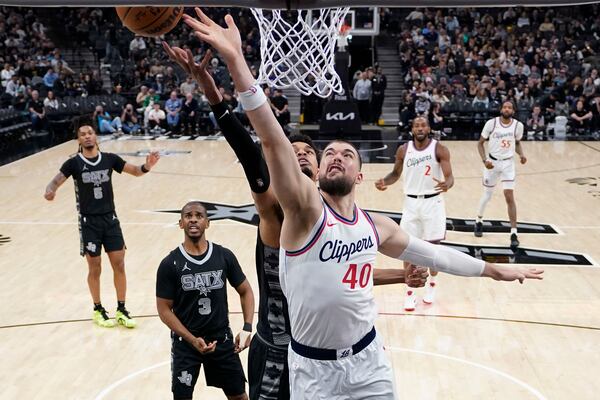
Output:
[116, 6, 184, 37]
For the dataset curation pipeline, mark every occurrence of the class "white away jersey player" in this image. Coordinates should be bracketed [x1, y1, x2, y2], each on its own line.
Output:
[280, 200, 395, 399]
[481, 117, 524, 160]
[481, 117, 524, 189]
[280, 201, 379, 349]
[401, 139, 446, 241]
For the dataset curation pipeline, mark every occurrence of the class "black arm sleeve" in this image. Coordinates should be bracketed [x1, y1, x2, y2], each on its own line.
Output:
[210, 101, 270, 193]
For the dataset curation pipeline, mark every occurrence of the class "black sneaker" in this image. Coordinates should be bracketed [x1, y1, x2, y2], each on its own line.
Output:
[474, 222, 483, 237]
[510, 233, 520, 249]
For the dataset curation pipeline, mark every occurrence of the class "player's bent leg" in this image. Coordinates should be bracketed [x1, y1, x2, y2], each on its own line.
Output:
[475, 185, 495, 237]
[248, 335, 289, 400]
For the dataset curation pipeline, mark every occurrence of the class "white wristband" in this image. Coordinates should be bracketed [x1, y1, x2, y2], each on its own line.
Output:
[239, 82, 267, 111]
[399, 236, 485, 277]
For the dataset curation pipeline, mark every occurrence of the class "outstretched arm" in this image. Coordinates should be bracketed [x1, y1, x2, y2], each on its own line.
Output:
[44, 172, 67, 200]
[122, 151, 160, 176]
[372, 212, 544, 283]
[163, 44, 282, 246]
[182, 9, 321, 233]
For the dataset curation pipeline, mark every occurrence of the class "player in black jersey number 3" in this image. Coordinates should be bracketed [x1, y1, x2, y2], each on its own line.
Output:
[44, 125, 160, 328]
[156, 201, 255, 400]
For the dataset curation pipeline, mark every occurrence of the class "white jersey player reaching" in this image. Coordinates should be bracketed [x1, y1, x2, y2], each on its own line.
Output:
[182, 9, 543, 399]
[474, 101, 527, 249]
[375, 117, 454, 311]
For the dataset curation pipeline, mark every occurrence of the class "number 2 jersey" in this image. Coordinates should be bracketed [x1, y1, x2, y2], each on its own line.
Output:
[280, 200, 379, 349]
[60, 152, 126, 215]
[156, 242, 246, 336]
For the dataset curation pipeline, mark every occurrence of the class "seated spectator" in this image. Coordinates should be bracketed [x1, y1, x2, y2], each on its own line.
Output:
[43, 67, 58, 88]
[43, 90, 59, 111]
[271, 88, 290, 129]
[179, 76, 197, 96]
[414, 92, 431, 116]
[27, 90, 49, 131]
[142, 87, 160, 127]
[429, 102, 444, 131]
[165, 90, 182, 133]
[527, 105, 546, 138]
[5, 75, 23, 97]
[93, 105, 123, 135]
[136, 85, 150, 109]
[472, 88, 490, 109]
[1, 63, 15, 88]
[431, 88, 449, 107]
[163, 67, 179, 93]
[570, 99, 593, 133]
[180, 92, 199, 135]
[120, 103, 141, 135]
[148, 102, 166, 133]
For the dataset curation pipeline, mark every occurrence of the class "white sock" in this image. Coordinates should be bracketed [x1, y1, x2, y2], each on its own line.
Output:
[475, 216, 483, 223]
[429, 275, 436, 285]
[477, 189, 493, 217]
[511, 228, 517, 235]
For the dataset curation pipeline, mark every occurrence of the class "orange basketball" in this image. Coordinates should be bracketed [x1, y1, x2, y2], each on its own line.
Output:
[116, 6, 184, 37]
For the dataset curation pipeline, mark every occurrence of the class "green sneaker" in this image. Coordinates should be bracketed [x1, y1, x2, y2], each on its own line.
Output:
[116, 309, 137, 328]
[93, 308, 116, 328]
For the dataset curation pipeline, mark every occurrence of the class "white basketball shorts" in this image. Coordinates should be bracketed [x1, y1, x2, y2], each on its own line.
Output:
[400, 194, 447, 242]
[482, 158, 516, 190]
[288, 334, 396, 399]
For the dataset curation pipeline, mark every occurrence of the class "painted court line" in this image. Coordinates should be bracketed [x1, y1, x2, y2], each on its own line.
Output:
[94, 361, 169, 400]
[388, 347, 547, 400]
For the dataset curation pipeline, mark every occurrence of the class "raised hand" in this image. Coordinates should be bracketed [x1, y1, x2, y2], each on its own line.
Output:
[145, 150, 160, 169]
[162, 43, 222, 105]
[183, 8, 243, 63]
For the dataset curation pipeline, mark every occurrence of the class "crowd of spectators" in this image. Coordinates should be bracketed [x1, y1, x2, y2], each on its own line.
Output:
[382, 5, 600, 138]
[3, 5, 600, 142]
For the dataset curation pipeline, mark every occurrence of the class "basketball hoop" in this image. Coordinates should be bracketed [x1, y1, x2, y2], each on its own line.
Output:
[251, 7, 349, 98]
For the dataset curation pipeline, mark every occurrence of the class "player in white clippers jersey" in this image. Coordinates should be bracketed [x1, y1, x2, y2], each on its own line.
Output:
[185, 12, 544, 399]
[474, 101, 527, 249]
[375, 117, 454, 311]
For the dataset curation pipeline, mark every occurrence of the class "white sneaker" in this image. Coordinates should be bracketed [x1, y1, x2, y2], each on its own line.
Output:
[404, 290, 417, 311]
[423, 282, 436, 304]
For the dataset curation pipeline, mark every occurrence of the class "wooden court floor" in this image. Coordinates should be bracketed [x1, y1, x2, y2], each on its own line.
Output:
[0, 138, 599, 399]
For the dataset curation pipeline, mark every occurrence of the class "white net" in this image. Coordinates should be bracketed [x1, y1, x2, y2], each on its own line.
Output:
[251, 7, 350, 98]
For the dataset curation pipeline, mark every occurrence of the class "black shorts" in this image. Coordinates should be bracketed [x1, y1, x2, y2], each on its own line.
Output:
[79, 213, 125, 257]
[171, 329, 246, 399]
[248, 334, 290, 400]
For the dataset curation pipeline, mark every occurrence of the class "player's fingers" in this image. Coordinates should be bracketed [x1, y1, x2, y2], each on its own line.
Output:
[183, 15, 210, 34]
[194, 32, 214, 46]
[199, 49, 212, 70]
[224, 14, 239, 32]
[195, 8, 215, 26]
[432, 177, 441, 183]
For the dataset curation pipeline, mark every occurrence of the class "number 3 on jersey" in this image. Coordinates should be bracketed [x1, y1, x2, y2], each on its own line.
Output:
[198, 297, 211, 315]
[342, 263, 372, 289]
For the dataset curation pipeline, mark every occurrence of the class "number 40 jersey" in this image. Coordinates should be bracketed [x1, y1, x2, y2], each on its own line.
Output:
[280, 200, 380, 350]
